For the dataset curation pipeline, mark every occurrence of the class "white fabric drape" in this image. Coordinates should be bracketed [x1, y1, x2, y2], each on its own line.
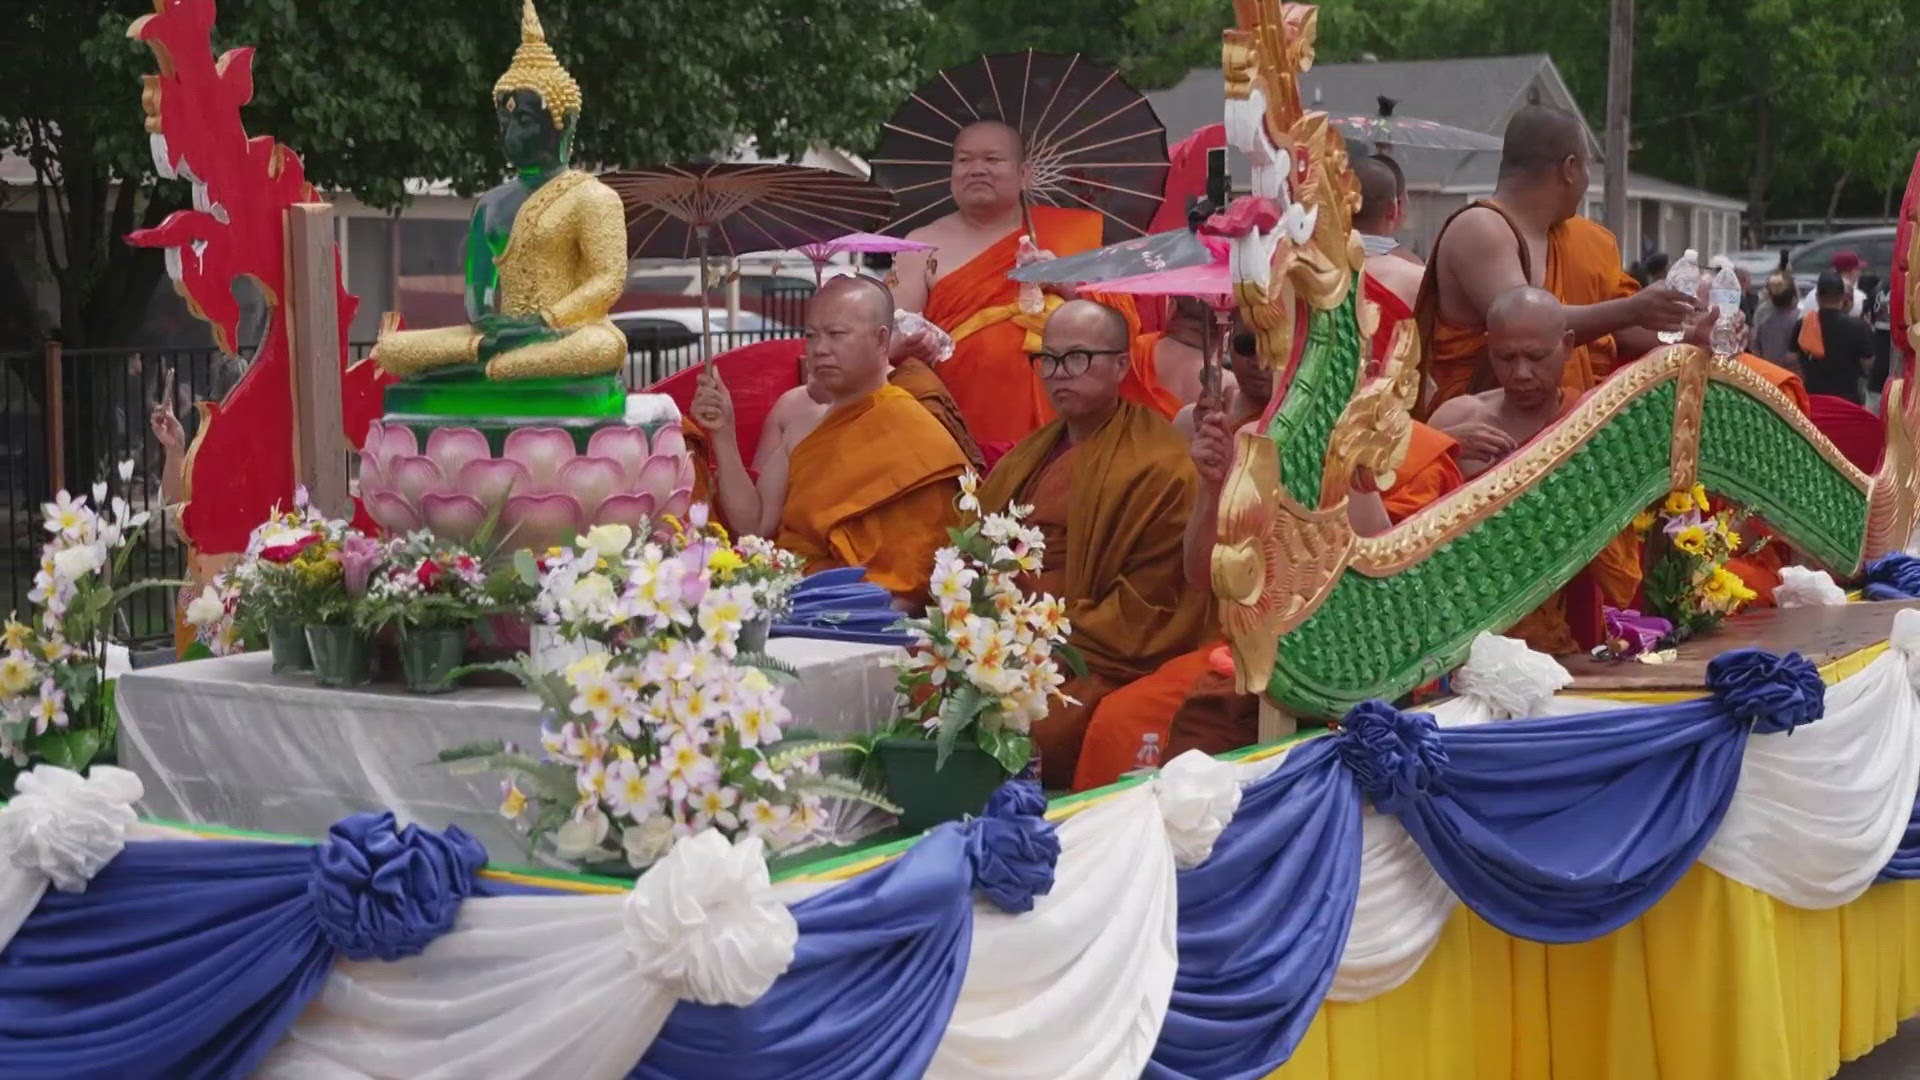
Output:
[0, 765, 143, 953]
[925, 784, 1180, 1080]
[1699, 614, 1920, 908]
[259, 837, 811, 1080]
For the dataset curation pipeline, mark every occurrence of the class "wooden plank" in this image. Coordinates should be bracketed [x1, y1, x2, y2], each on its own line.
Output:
[1562, 599, 1920, 692]
[43, 340, 63, 494]
[283, 203, 347, 518]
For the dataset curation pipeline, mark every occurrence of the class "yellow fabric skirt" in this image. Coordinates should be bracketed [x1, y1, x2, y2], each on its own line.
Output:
[1270, 865, 1920, 1080]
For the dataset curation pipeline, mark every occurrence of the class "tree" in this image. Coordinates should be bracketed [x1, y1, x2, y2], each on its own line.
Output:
[0, 0, 931, 348]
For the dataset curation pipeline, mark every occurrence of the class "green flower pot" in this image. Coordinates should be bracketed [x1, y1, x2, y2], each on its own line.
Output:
[399, 626, 468, 695]
[305, 624, 377, 688]
[738, 613, 773, 655]
[875, 735, 1011, 834]
[267, 618, 312, 673]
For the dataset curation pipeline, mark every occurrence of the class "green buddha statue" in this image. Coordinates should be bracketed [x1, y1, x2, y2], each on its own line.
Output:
[374, 0, 627, 412]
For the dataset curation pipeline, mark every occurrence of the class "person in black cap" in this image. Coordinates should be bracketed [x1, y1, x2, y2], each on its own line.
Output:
[1792, 270, 1874, 404]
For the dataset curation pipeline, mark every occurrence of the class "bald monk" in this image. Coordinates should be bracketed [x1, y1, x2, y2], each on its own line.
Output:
[978, 299, 1213, 788]
[891, 119, 1166, 443]
[1130, 297, 1237, 417]
[692, 276, 968, 605]
[1417, 105, 1710, 413]
[1429, 286, 1641, 653]
[1074, 330, 1464, 790]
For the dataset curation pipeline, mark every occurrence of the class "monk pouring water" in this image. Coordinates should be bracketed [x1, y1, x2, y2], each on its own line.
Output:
[976, 299, 1213, 788]
[692, 277, 969, 606]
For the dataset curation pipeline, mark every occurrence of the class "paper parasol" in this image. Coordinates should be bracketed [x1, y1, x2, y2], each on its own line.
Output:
[872, 51, 1169, 244]
[797, 232, 936, 285]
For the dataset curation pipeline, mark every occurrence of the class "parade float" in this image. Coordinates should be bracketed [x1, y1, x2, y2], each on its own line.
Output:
[4, 0, 1920, 1078]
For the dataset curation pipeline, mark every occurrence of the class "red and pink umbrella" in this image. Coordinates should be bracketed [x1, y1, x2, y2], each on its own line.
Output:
[797, 231, 935, 285]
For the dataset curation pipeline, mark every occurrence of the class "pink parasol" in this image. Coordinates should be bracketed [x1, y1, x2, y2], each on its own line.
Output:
[798, 231, 936, 285]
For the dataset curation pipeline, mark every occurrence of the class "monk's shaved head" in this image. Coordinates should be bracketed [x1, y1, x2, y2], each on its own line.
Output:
[1353, 154, 1402, 231]
[954, 118, 1025, 163]
[1486, 285, 1566, 339]
[814, 274, 895, 328]
[1499, 105, 1588, 179]
[1048, 299, 1131, 352]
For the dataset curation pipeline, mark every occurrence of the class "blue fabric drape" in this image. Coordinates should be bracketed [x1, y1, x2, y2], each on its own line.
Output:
[962, 779, 1060, 913]
[1878, 790, 1920, 881]
[0, 813, 496, 1080]
[1862, 552, 1920, 600]
[1146, 737, 1363, 1080]
[632, 826, 975, 1080]
[1387, 649, 1824, 943]
[770, 567, 912, 646]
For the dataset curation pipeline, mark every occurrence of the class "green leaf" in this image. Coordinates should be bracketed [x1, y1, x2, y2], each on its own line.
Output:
[763, 739, 867, 770]
[786, 772, 902, 814]
[437, 739, 508, 762]
[513, 549, 542, 588]
[1056, 641, 1089, 681]
[181, 640, 215, 661]
[934, 683, 982, 770]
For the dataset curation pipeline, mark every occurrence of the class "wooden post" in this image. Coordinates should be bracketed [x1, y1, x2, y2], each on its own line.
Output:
[43, 340, 64, 495]
[284, 203, 348, 517]
[1256, 698, 1297, 743]
[1603, 0, 1634, 246]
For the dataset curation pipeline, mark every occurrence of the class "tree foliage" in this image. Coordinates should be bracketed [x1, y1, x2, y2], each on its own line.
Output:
[0, 0, 930, 346]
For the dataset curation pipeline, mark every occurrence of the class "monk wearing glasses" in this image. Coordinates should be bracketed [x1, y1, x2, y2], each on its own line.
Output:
[977, 299, 1213, 788]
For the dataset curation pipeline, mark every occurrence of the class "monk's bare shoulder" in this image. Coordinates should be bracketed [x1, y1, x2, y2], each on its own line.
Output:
[1426, 392, 1496, 430]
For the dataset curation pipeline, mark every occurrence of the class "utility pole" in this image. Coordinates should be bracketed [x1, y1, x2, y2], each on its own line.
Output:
[1603, 0, 1634, 248]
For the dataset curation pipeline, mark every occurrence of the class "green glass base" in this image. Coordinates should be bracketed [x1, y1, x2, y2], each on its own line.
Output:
[383, 373, 626, 424]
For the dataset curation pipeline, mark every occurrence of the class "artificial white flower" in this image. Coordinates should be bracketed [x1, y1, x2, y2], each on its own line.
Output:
[184, 585, 226, 628]
[116, 459, 134, 483]
[583, 523, 634, 559]
[551, 805, 611, 859]
[41, 492, 91, 539]
[50, 544, 105, 584]
[957, 470, 982, 514]
[621, 814, 678, 868]
[0, 652, 36, 697]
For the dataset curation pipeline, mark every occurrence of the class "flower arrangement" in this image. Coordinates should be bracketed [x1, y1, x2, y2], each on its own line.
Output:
[721, 534, 806, 622]
[219, 491, 354, 633]
[1637, 483, 1762, 641]
[444, 513, 890, 871]
[0, 462, 172, 786]
[353, 533, 487, 638]
[880, 472, 1083, 776]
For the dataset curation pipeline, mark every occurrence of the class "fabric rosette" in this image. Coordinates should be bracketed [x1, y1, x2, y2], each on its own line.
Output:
[308, 812, 488, 962]
[1706, 648, 1826, 735]
[359, 418, 693, 553]
[964, 780, 1061, 913]
[1154, 749, 1243, 869]
[623, 830, 798, 1006]
[1451, 632, 1573, 719]
[1334, 700, 1448, 814]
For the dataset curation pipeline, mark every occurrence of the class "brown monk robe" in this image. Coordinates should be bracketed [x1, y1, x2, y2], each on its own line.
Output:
[693, 277, 967, 606]
[1075, 329, 1463, 789]
[1430, 286, 1641, 654]
[978, 300, 1212, 788]
[1416, 105, 1711, 415]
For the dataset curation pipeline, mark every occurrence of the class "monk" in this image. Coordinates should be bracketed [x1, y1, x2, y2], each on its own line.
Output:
[691, 276, 968, 606]
[977, 299, 1213, 788]
[1130, 297, 1235, 415]
[1416, 105, 1708, 412]
[1429, 286, 1642, 653]
[1074, 329, 1464, 790]
[1356, 154, 1422, 368]
[891, 119, 1166, 444]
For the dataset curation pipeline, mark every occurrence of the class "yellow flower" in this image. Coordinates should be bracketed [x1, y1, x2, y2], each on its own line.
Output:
[1663, 491, 1696, 516]
[1691, 483, 1710, 512]
[0, 619, 28, 653]
[499, 782, 527, 818]
[1672, 525, 1709, 556]
[708, 548, 746, 580]
[1724, 528, 1742, 550]
[1631, 511, 1656, 534]
[0, 653, 34, 697]
[1702, 567, 1757, 611]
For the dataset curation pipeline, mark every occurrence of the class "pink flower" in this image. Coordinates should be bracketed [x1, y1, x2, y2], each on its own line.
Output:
[337, 535, 385, 596]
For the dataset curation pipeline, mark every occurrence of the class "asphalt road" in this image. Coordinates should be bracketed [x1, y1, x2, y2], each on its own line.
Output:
[1835, 1019, 1920, 1079]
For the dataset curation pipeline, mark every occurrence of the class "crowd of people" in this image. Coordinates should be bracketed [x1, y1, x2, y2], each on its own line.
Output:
[678, 103, 1871, 791]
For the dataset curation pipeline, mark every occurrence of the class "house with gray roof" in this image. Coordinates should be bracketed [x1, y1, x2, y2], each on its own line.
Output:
[1148, 54, 1745, 263]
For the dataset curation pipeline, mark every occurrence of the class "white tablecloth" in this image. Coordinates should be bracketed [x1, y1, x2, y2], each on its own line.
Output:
[116, 639, 903, 860]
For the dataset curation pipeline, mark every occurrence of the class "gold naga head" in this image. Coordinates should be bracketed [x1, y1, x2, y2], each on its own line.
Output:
[494, 0, 583, 129]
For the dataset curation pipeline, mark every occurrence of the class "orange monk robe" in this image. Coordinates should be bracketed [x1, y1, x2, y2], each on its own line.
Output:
[1071, 421, 1463, 791]
[1420, 208, 1641, 411]
[1121, 332, 1184, 420]
[1721, 354, 1812, 606]
[923, 205, 1167, 444]
[774, 383, 967, 607]
[887, 356, 987, 475]
[980, 401, 1213, 788]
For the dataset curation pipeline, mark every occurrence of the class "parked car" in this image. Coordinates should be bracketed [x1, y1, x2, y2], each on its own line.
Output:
[1789, 227, 1898, 295]
[611, 307, 797, 386]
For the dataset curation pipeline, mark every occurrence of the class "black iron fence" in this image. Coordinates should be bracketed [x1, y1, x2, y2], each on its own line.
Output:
[1, 317, 807, 644]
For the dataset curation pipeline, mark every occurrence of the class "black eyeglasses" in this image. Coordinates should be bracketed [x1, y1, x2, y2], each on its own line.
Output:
[1026, 348, 1127, 378]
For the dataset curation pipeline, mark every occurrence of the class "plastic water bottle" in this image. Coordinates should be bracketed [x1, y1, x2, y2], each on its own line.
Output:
[1657, 248, 1701, 345]
[1133, 732, 1163, 771]
[1708, 260, 1743, 356]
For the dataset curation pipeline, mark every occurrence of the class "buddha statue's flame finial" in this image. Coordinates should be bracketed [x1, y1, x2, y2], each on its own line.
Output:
[494, 0, 582, 127]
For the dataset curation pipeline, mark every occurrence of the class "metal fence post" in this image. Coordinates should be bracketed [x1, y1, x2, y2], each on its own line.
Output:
[43, 340, 64, 495]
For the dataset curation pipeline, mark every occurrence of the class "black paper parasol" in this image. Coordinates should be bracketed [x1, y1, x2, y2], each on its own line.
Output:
[871, 51, 1169, 244]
